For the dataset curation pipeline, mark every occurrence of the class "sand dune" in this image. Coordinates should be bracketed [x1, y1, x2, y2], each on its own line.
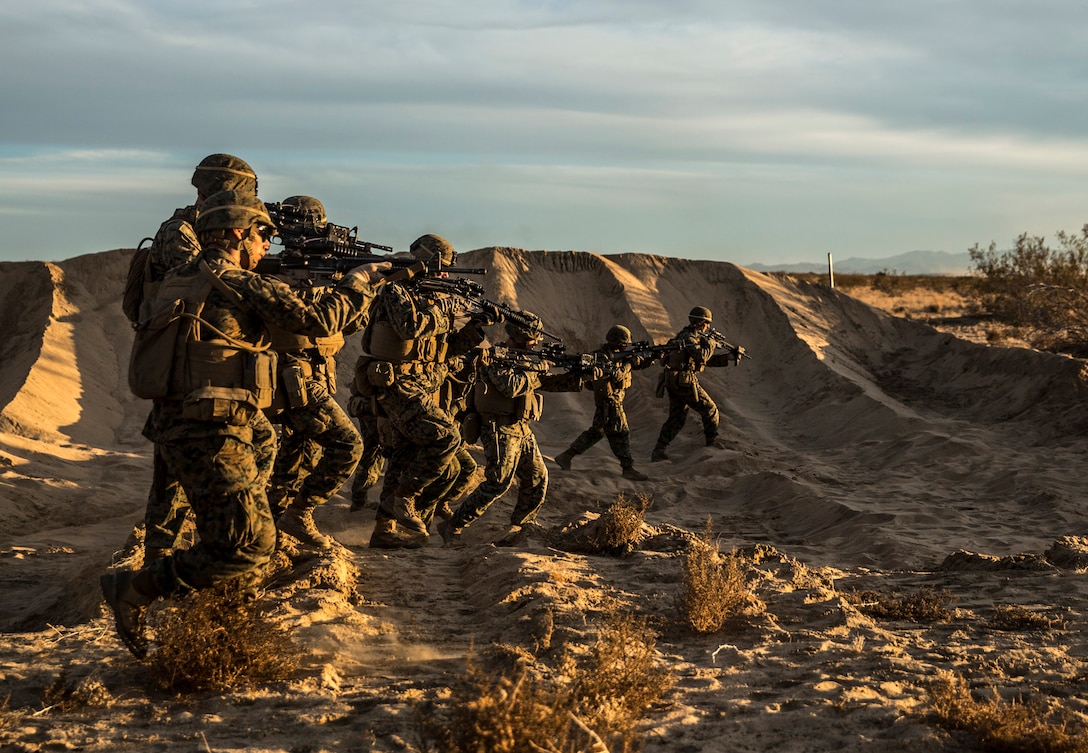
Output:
[2, 247, 1087, 751]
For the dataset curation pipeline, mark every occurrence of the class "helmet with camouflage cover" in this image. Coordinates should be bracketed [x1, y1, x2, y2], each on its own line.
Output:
[195, 190, 275, 235]
[281, 195, 327, 228]
[409, 234, 456, 267]
[505, 311, 544, 344]
[688, 306, 713, 323]
[605, 325, 632, 345]
[191, 154, 258, 199]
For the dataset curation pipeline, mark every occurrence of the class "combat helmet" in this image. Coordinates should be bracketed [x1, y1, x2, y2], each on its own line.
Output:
[688, 306, 713, 323]
[505, 311, 544, 344]
[605, 325, 632, 345]
[191, 154, 258, 199]
[195, 190, 275, 235]
[281, 195, 327, 228]
[409, 234, 456, 267]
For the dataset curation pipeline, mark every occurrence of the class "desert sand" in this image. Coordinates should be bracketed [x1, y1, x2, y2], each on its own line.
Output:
[2, 246, 1088, 752]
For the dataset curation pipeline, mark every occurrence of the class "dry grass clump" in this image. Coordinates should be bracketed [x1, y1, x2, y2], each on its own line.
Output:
[926, 671, 1088, 752]
[843, 585, 954, 623]
[419, 613, 673, 753]
[42, 671, 113, 711]
[148, 581, 304, 693]
[592, 493, 650, 554]
[0, 694, 15, 732]
[677, 519, 759, 634]
[989, 604, 1065, 632]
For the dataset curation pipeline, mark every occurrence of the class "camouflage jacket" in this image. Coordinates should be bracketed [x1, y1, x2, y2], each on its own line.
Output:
[145, 244, 378, 442]
[368, 281, 486, 395]
[148, 205, 200, 283]
[664, 325, 715, 372]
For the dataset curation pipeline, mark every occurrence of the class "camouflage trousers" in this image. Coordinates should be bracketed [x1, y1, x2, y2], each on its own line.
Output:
[376, 383, 460, 502]
[417, 443, 478, 524]
[568, 397, 634, 469]
[266, 380, 362, 518]
[148, 421, 278, 595]
[654, 374, 719, 449]
[349, 408, 385, 508]
[449, 421, 547, 530]
[143, 410, 275, 550]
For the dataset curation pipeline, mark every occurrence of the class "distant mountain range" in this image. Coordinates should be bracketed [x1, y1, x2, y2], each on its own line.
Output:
[746, 250, 973, 276]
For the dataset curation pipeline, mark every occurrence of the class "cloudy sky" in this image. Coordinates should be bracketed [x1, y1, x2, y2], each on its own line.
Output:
[2, 1, 1088, 267]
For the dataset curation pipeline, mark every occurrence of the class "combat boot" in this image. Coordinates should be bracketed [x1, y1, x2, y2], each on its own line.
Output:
[349, 491, 370, 513]
[100, 568, 158, 660]
[278, 505, 335, 550]
[437, 518, 464, 547]
[621, 465, 648, 481]
[369, 518, 427, 550]
[390, 494, 428, 536]
[650, 445, 669, 462]
[554, 450, 575, 471]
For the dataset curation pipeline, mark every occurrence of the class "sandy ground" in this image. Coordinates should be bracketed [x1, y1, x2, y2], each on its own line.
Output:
[2, 247, 1088, 752]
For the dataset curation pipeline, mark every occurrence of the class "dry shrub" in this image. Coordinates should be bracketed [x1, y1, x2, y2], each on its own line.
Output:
[593, 494, 650, 554]
[420, 613, 673, 753]
[989, 604, 1065, 632]
[148, 581, 304, 693]
[42, 671, 113, 711]
[926, 671, 1088, 752]
[677, 519, 756, 634]
[843, 585, 953, 623]
[0, 694, 15, 731]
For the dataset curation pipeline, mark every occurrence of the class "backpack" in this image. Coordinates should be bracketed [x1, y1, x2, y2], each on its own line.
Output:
[128, 264, 215, 400]
[128, 261, 276, 410]
[121, 238, 154, 323]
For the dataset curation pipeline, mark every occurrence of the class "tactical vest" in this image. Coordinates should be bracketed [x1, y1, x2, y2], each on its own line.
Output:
[130, 260, 277, 422]
[363, 320, 448, 363]
[473, 380, 543, 424]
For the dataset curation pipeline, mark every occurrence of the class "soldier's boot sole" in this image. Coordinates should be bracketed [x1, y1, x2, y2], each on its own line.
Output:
[100, 570, 151, 660]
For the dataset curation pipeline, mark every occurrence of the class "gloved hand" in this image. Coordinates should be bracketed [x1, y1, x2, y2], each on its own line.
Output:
[472, 302, 505, 327]
[344, 261, 392, 285]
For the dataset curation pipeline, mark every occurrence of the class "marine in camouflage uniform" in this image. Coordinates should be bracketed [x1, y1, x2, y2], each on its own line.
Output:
[100, 190, 385, 660]
[360, 235, 493, 548]
[650, 306, 736, 461]
[438, 315, 589, 544]
[346, 378, 387, 512]
[263, 196, 367, 549]
[554, 325, 654, 481]
[132, 154, 260, 562]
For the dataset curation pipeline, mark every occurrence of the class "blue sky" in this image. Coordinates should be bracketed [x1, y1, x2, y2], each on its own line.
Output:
[3, 0, 1088, 266]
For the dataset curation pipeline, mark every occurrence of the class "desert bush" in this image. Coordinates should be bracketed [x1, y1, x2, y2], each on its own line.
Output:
[969, 227, 1088, 350]
[147, 581, 304, 693]
[843, 585, 953, 623]
[989, 604, 1065, 632]
[42, 671, 113, 711]
[677, 519, 756, 634]
[593, 493, 650, 554]
[419, 612, 673, 753]
[926, 671, 1088, 752]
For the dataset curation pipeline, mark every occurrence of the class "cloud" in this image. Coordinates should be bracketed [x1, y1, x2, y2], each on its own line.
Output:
[3, 1, 1088, 262]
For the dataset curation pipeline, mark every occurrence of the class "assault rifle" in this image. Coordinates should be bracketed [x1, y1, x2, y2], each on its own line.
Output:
[412, 277, 562, 342]
[265, 201, 395, 258]
[599, 339, 687, 366]
[255, 251, 485, 289]
[489, 343, 600, 374]
[706, 327, 750, 364]
[259, 201, 484, 288]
